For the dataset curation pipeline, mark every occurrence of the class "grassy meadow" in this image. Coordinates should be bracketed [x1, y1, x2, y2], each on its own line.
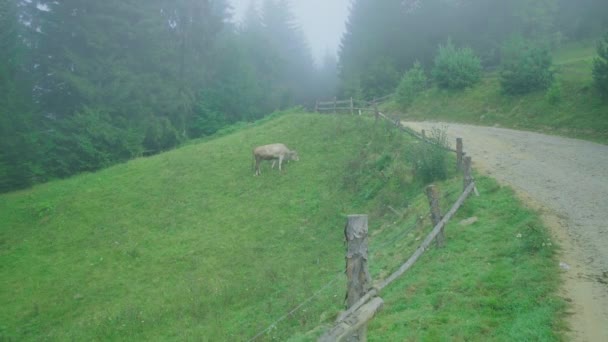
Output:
[1, 113, 564, 341]
[389, 41, 608, 144]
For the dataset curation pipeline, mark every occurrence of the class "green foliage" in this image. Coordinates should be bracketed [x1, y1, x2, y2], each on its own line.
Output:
[500, 38, 555, 95]
[592, 33, 608, 98]
[432, 40, 482, 90]
[396, 61, 427, 109]
[360, 57, 401, 99]
[545, 79, 562, 104]
[341, 120, 415, 208]
[42, 108, 143, 177]
[407, 127, 451, 184]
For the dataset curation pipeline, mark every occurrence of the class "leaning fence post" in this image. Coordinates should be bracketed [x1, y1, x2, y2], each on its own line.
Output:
[456, 138, 463, 170]
[373, 98, 379, 123]
[425, 185, 444, 248]
[463, 156, 473, 192]
[345, 215, 371, 342]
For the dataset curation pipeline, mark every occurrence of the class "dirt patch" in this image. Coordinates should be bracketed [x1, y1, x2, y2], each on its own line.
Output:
[403, 121, 608, 342]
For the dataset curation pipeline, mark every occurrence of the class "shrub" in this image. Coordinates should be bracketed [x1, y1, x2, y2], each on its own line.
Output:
[407, 127, 450, 184]
[396, 61, 427, 109]
[593, 33, 608, 98]
[545, 80, 562, 104]
[500, 38, 554, 95]
[432, 40, 482, 90]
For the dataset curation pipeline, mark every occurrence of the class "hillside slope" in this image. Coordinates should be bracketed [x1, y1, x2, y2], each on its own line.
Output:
[390, 42, 608, 144]
[0, 114, 418, 340]
[1, 114, 565, 341]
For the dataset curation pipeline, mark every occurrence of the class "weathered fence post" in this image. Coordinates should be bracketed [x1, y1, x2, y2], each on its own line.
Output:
[421, 129, 426, 140]
[334, 97, 338, 114]
[345, 215, 371, 342]
[425, 185, 444, 248]
[350, 97, 354, 115]
[463, 156, 473, 192]
[373, 98, 379, 123]
[456, 138, 463, 170]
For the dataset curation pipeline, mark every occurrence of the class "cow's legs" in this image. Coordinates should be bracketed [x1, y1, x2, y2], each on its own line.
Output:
[255, 157, 261, 176]
[278, 156, 284, 171]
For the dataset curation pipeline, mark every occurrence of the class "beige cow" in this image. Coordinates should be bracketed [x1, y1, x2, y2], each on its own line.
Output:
[252, 143, 299, 176]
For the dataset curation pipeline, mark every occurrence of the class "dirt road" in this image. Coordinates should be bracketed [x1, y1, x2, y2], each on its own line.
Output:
[403, 121, 608, 342]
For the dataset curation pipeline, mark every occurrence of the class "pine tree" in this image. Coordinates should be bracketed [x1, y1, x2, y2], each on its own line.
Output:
[0, 0, 36, 191]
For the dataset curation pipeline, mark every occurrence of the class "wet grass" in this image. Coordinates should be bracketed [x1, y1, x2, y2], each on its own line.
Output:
[0, 114, 565, 341]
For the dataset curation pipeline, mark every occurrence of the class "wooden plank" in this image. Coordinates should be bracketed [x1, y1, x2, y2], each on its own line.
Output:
[318, 297, 384, 342]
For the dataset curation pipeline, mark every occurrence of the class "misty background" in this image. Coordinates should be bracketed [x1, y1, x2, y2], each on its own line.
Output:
[1, 0, 607, 193]
[229, 0, 350, 63]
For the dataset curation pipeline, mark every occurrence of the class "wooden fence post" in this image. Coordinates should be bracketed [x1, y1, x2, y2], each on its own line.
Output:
[373, 98, 379, 123]
[463, 156, 473, 192]
[456, 138, 463, 170]
[421, 129, 426, 140]
[350, 97, 354, 115]
[334, 97, 338, 114]
[345, 215, 371, 342]
[425, 185, 444, 248]
[315, 100, 319, 113]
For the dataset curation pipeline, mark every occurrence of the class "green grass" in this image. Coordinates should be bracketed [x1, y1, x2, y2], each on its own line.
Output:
[389, 42, 608, 144]
[0, 114, 565, 341]
[365, 176, 566, 341]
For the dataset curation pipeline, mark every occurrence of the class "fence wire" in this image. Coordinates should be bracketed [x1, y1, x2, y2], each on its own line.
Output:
[246, 214, 424, 341]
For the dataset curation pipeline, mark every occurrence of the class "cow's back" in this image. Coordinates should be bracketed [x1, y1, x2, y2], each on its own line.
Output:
[254, 143, 289, 158]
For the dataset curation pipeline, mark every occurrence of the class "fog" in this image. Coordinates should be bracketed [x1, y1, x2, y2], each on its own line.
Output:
[230, 0, 350, 62]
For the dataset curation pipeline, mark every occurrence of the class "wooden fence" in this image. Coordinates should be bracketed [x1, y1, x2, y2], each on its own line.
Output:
[316, 98, 479, 341]
[314, 95, 393, 115]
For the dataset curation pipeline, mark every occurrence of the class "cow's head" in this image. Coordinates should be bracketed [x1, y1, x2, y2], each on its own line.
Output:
[289, 150, 299, 161]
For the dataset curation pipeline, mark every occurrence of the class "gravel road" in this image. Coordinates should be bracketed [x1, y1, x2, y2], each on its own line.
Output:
[403, 121, 608, 342]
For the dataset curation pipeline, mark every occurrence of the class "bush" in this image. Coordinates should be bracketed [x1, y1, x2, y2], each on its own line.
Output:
[432, 40, 482, 90]
[500, 38, 554, 95]
[593, 33, 608, 98]
[545, 80, 562, 104]
[407, 127, 450, 184]
[396, 61, 427, 109]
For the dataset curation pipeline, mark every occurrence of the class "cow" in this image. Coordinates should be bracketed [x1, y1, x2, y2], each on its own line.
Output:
[252, 143, 299, 176]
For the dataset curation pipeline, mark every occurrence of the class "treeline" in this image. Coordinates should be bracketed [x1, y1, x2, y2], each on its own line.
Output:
[0, 0, 338, 193]
[339, 0, 608, 99]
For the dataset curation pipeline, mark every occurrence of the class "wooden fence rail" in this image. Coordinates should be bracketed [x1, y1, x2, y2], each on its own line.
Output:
[323, 181, 477, 339]
[315, 100, 480, 341]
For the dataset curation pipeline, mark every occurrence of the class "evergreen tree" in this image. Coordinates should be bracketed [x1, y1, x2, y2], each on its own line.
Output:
[0, 0, 36, 191]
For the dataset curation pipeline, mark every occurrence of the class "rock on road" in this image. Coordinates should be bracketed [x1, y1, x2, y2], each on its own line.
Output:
[403, 121, 608, 342]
